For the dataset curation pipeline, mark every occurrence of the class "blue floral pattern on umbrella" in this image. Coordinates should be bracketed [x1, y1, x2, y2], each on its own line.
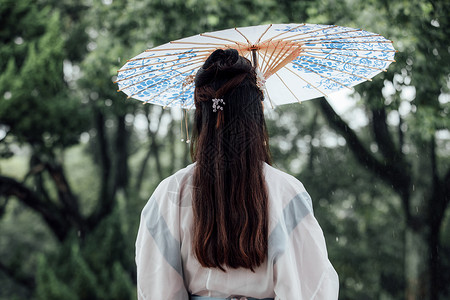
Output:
[117, 23, 396, 109]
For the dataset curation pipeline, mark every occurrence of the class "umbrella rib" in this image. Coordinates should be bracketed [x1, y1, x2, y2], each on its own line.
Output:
[303, 50, 396, 62]
[274, 73, 302, 103]
[256, 24, 273, 44]
[283, 66, 328, 96]
[118, 61, 200, 92]
[170, 41, 229, 46]
[124, 55, 204, 74]
[256, 48, 261, 69]
[269, 25, 337, 44]
[142, 79, 194, 105]
[128, 68, 197, 99]
[128, 50, 210, 61]
[303, 40, 393, 45]
[294, 57, 373, 81]
[234, 27, 252, 45]
[302, 46, 397, 52]
[300, 54, 388, 72]
[260, 39, 272, 73]
[161, 92, 183, 108]
[256, 44, 275, 107]
[263, 85, 275, 109]
[291, 61, 357, 88]
[261, 40, 282, 75]
[116, 57, 205, 83]
[235, 42, 246, 57]
[145, 46, 215, 52]
[258, 50, 271, 73]
[265, 42, 295, 76]
[284, 28, 363, 41]
[118, 54, 207, 72]
[199, 33, 241, 45]
[163, 87, 194, 109]
[262, 24, 306, 43]
[294, 34, 383, 44]
[187, 101, 195, 111]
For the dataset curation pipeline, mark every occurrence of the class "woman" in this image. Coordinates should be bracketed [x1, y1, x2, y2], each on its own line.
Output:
[135, 49, 339, 300]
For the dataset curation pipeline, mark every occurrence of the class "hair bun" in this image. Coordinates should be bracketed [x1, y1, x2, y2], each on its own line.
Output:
[203, 49, 239, 70]
[195, 49, 253, 88]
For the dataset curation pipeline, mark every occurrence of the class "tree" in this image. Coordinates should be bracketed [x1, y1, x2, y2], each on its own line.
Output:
[305, 0, 450, 298]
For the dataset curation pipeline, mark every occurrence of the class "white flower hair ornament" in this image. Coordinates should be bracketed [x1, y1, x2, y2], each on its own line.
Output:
[255, 69, 266, 91]
[212, 98, 225, 112]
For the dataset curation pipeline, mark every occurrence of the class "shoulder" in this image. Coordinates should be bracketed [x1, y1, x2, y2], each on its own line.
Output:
[262, 162, 313, 215]
[153, 162, 196, 194]
[262, 162, 307, 193]
[145, 162, 197, 211]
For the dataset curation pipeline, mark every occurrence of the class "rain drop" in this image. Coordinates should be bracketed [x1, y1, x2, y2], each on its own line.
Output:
[14, 36, 24, 45]
[431, 19, 440, 27]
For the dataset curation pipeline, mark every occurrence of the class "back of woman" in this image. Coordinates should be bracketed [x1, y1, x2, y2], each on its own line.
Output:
[135, 49, 339, 300]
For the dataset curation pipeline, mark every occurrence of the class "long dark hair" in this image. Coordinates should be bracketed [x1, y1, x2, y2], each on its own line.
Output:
[190, 49, 272, 271]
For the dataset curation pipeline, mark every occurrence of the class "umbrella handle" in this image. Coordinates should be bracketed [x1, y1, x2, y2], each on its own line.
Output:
[252, 49, 258, 68]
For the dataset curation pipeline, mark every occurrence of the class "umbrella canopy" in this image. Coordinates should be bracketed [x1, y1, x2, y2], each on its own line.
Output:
[116, 23, 396, 109]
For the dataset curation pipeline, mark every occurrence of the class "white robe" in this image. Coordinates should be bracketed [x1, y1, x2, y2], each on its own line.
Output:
[136, 162, 339, 300]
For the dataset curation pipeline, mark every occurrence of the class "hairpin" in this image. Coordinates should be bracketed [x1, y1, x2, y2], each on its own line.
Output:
[212, 98, 225, 112]
[255, 69, 266, 91]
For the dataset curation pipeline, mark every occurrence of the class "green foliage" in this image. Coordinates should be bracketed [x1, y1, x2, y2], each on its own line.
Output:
[0, 2, 89, 149]
[36, 256, 78, 300]
[303, 144, 405, 299]
[34, 208, 136, 300]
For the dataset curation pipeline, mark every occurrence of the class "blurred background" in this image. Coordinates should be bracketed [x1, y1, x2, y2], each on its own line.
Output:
[0, 0, 449, 299]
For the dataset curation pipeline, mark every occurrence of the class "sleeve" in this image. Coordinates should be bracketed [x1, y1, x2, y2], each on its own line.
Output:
[135, 180, 189, 300]
[271, 189, 339, 300]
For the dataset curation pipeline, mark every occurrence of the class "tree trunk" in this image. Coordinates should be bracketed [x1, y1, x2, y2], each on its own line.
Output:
[405, 226, 430, 300]
[87, 107, 115, 229]
[317, 97, 450, 300]
[114, 114, 129, 193]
